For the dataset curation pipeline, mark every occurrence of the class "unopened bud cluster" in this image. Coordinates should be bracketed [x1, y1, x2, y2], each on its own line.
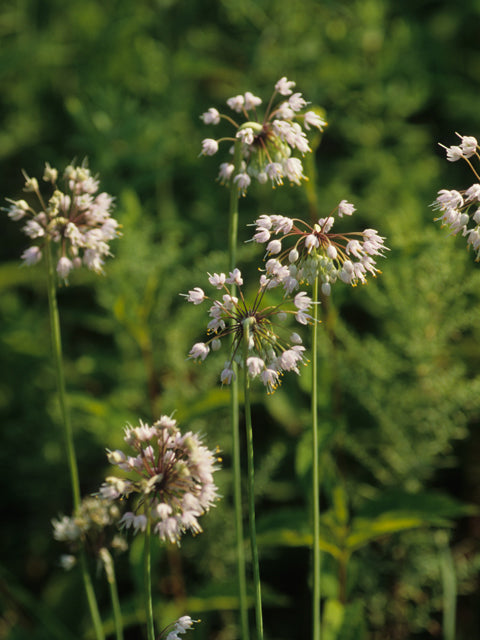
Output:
[5, 162, 120, 281]
[200, 77, 326, 194]
[52, 496, 127, 569]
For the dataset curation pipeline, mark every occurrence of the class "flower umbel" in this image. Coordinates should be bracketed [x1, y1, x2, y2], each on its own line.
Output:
[99, 416, 220, 544]
[183, 269, 313, 393]
[200, 77, 326, 194]
[4, 162, 120, 281]
[433, 133, 480, 260]
[250, 203, 388, 295]
[52, 496, 127, 569]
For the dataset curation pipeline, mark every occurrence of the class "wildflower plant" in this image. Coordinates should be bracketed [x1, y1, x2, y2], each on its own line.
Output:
[248, 197, 387, 640]
[183, 268, 314, 640]
[4, 162, 120, 640]
[200, 76, 326, 194]
[433, 133, 480, 260]
[199, 77, 324, 640]
[100, 415, 219, 640]
[52, 497, 127, 639]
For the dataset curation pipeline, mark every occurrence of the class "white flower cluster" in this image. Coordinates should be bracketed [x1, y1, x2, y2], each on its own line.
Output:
[51, 496, 127, 569]
[433, 134, 480, 259]
[200, 77, 326, 194]
[183, 269, 313, 394]
[250, 203, 387, 296]
[5, 162, 120, 281]
[99, 416, 219, 544]
[162, 616, 197, 640]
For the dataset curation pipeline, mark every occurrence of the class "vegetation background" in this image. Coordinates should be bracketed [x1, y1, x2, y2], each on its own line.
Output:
[1, 0, 480, 638]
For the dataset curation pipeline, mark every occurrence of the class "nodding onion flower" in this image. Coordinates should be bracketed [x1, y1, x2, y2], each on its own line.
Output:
[200, 77, 326, 194]
[99, 415, 220, 544]
[160, 616, 198, 640]
[51, 496, 127, 570]
[250, 203, 388, 296]
[433, 133, 480, 260]
[182, 268, 315, 394]
[4, 161, 120, 282]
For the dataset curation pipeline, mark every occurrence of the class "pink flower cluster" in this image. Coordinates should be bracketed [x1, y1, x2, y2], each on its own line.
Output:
[99, 415, 219, 544]
[200, 77, 326, 194]
[5, 162, 120, 281]
[433, 133, 480, 260]
[250, 203, 387, 295]
[183, 269, 313, 394]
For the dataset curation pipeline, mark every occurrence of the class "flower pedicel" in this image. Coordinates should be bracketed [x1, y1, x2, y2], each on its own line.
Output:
[250, 204, 387, 295]
[183, 268, 315, 394]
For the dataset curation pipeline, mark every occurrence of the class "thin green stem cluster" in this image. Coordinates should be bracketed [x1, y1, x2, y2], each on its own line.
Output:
[45, 239, 105, 640]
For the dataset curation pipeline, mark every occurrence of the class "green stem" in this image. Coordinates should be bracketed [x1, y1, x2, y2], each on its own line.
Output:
[144, 513, 155, 640]
[243, 319, 264, 640]
[229, 139, 250, 640]
[100, 548, 124, 640]
[228, 139, 242, 271]
[438, 532, 456, 640]
[79, 552, 106, 640]
[312, 277, 321, 640]
[45, 239, 81, 508]
[45, 240, 105, 640]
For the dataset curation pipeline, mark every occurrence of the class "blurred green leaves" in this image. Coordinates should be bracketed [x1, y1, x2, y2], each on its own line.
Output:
[2, 0, 480, 637]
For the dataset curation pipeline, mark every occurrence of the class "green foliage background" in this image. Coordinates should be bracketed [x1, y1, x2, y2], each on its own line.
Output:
[1, 0, 480, 638]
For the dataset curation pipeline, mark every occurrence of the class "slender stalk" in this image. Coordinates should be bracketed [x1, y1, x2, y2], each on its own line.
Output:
[438, 533, 457, 640]
[79, 551, 107, 640]
[45, 239, 105, 640]
[243, 318, 264, 640]
[228, 139, 242, 270]
[144, 512, 155, 640]
[311, 277, 321, 640]
[44, 238, 81, 508]
[229, 139, 250, 640]
[100, 548, 124, 640]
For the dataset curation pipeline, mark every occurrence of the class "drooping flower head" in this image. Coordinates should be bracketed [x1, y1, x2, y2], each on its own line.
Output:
[250, 203, 388, 296]
[161, 616, 198, 640]
[99, 416, 220, 544]
[200, 77, 326, 194]
[4, 161, 120, 282]
[182, 269, 313, 394]
[433, 133, 480, 260]
[52, 496, 127, 569]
